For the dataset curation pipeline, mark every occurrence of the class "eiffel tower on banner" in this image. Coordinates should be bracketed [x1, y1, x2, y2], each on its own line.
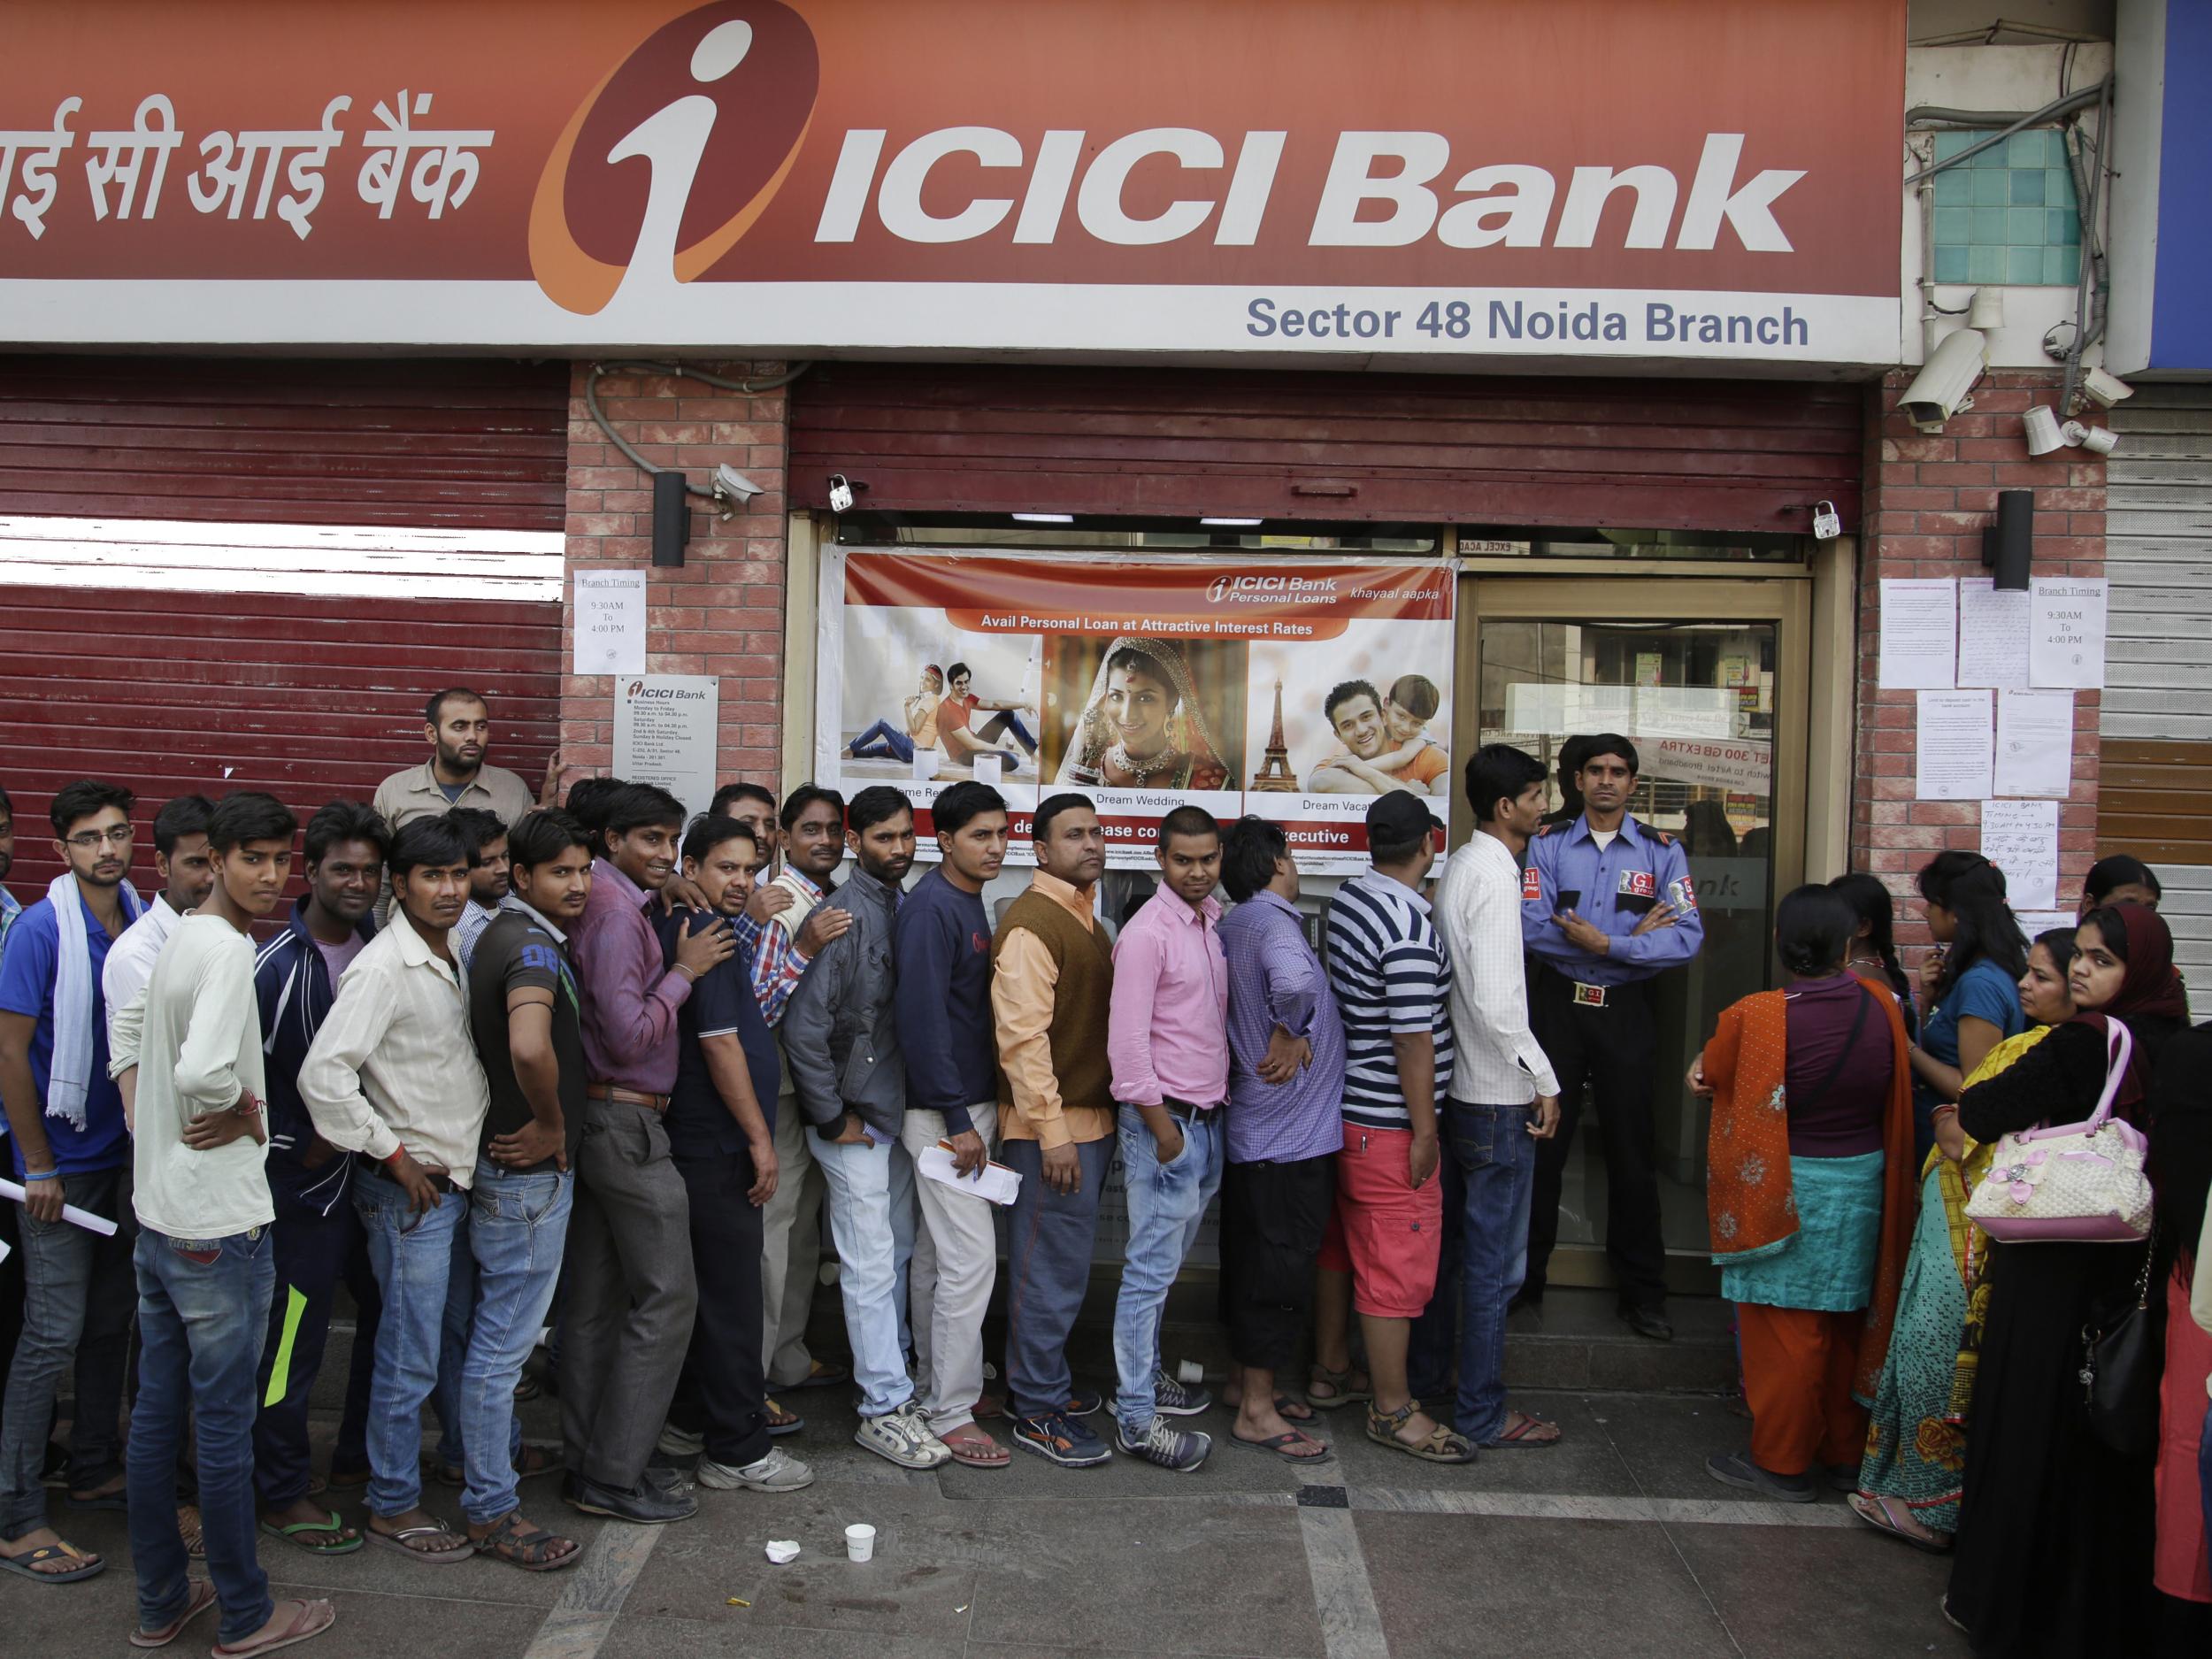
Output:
[1250, 679, 1297, 792]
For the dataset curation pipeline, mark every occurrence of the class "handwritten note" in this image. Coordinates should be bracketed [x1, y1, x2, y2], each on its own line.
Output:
[2030, 577, 2108, 689]
[1994, 690, 2074, 798]
[1981, 798, 2060, 910]
[1956, 577, 2032, 690]
[1916, 689, 1993, 800]
[572, 571, 646, 676]
[1879, 579, 1957, 689]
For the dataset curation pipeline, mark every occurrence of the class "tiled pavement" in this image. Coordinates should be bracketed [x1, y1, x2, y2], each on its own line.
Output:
[9, 1386, 1959, 1658]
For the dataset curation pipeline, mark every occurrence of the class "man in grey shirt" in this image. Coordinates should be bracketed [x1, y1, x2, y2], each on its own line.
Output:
[781, 787, 946, 1472]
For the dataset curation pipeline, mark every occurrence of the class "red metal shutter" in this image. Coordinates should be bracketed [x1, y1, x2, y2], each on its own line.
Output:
[0, 357, 567, 893]
[787, 363, 1863, 533]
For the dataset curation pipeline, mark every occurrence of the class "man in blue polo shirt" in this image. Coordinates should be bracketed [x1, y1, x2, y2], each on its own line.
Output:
[1518, 733, 1701, 1340]
[0, 780, 146, 1578]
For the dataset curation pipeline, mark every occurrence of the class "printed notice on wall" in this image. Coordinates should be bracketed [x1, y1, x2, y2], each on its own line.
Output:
[1878, 580, 1958, 689]
[612, 673, 718, 818]
[572, 571, 647, 676]
[2029, 577, 2108, 689]
[1916, 689, 1993, 800]
[1994, 689, 2075, 798]
[1980, 797, 2060, 911]
[1955, 577, 2031, 690]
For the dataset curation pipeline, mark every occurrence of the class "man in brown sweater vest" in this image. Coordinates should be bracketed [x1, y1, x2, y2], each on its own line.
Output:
[991, 793, 1116, 1467]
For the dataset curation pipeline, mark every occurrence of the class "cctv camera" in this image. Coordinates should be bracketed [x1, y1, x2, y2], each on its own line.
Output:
[1898, 327, 1987, 434]
[712, 464, 764, 505]
[2080, 367, 2133, 408]
[827, 473, 856, 514]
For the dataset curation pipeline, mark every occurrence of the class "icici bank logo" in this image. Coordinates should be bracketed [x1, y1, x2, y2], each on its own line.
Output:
[529, 1, 818, 315]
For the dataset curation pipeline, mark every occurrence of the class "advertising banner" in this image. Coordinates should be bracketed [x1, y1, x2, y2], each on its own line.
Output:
[815, 548, 1454, 872]
[1, 0, 1903, 361]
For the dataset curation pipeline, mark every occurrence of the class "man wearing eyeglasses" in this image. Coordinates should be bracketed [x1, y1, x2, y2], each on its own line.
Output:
[0, 780, 146, 1581]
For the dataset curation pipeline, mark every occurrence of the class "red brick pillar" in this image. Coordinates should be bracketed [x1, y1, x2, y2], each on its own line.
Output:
[1855, 370, 2106, 960]
[558, 361, 792, 790]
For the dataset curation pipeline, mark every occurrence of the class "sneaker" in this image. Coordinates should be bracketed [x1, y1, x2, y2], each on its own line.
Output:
[699, 1446, 815, 1493]
[1144, 1370, 1212, 1417]
[1704, 1450, 1816, 1504]
[1063, 1387, 1104, 1418]
[657, 1425, 706, 1459]
[855, 1400, 951, 1471]
[1011, 1411, 1112, 1468]
[1115, 1417, 1211, 1473]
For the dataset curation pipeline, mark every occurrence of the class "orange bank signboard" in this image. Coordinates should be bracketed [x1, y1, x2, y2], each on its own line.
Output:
[0, 0, 1906, 360]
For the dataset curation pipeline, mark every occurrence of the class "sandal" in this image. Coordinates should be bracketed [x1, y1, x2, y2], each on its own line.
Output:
[365, 1520, 475, 1564]
[795, 1359, 850, 1390]
[765, 1398, 804, 1437]
[1230, 1428, 1333, 1463]
[0, 1536, 105, 1582]
[210, 1596, 337, 1658]
[1225, 1392, 1317, 1423]
[1481, 1409, 1562, 1449]
[941, 1426, 1010, 1469]
[1847, 1491, 1952, 1555]
[472, 1511, 580, 1573]
[1364, 1402, 1476, 1465]
[178, 1503, 205, 1560]
[1307, 1366, 1372, 1411]
[259, 1509, 364, 1555]
[130, 1578, 218, 1647]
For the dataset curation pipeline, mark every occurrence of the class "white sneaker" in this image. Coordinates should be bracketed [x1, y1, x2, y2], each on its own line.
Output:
[698, 1446, 815, 1493]
[657, 1425, 706, 1458]
[855, 1400, 951, 1470]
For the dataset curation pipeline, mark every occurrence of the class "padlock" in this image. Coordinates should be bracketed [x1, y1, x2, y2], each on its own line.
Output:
[1811, 499, 1842, 541]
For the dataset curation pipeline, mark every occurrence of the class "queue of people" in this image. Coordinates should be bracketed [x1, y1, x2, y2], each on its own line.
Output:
[1697, 852, 2212, 1656]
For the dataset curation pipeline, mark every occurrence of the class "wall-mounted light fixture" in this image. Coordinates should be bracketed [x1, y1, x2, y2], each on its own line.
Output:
[1982, 488, 2033, 592]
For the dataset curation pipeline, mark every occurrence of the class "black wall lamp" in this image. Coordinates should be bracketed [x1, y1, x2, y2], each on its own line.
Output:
[1981, 488, 2033, 592]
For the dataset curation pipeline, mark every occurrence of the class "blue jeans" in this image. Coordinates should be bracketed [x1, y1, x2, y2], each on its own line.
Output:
[127, 1225, 275, 1648]
[432, 1200, 523, 1479]
[456, 1165, 570, 1524]
[1408, 1100, 1537, 1443]
[1111, 1107, 1225, 1434]
[813, 1131, 918, 1417]
[1002, 1136, 1112, 1418]
[354, 1167, 465, 1517]
[848, 719, 915, 764]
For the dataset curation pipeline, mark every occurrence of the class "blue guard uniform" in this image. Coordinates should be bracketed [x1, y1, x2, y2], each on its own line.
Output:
[1518, 812, 1703, 1322]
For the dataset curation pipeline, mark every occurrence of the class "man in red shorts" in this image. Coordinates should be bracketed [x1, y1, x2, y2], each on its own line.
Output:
[1313, 794, 1475, 1464]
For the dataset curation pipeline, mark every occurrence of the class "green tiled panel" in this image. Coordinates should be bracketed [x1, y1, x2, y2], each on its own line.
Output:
[1935, 169, 1972, 205]
[1967, 244, 2008, 284]
[2011, 168, 2045, 204]
[1935, 246, 1969, 282]
[1971, 168, 2008, 204]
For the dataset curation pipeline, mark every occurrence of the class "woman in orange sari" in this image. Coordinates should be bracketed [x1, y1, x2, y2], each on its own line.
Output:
[1690, 885, 1916, 1502]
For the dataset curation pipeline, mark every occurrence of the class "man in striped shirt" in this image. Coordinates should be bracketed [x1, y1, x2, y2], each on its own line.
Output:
[1315, 793, 1473, 1464]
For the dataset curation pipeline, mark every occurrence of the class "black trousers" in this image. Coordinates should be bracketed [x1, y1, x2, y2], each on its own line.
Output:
[1525, 970, 1668, 1311]
[1218, 1152, 1336, 1371]
[254, 1166, 381, 1505]
[668, 1142, 771, 1471]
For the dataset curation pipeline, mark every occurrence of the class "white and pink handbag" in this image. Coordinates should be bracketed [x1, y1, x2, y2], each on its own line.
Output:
[1963, 1020, 2154, 1243]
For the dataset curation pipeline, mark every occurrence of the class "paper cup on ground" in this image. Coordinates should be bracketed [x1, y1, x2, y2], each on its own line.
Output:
[845, 1524, 877, 1563]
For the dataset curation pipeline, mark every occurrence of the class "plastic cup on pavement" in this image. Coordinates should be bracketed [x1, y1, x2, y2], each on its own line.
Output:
[845, 1524, 877, 1563]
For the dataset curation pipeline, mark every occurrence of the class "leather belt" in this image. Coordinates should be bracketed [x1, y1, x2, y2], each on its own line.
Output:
[588, 1085, 671, 1113]
[355, 1154, 458, 1194]
[1160, 1096, 1225, 1122]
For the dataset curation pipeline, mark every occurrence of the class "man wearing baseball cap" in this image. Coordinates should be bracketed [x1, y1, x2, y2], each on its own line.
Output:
[1312, 792, 1473, 1465]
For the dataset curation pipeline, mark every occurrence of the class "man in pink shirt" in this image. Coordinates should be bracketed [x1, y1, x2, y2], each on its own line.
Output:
[1106, 805, 1228, 1473]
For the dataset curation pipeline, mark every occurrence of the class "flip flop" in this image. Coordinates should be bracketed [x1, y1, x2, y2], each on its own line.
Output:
[1226, 1394, 1316, 1423]
[210, 1597, 337, 1658]
[794, 1360, 850, 1390]
[1229, 1429, 1333, 1463]
[259, 1511, 364, 1555]
[0, 1538, 105, 1582]
[1480, 1410, 1562, 1449]
[65, 1489, 127, 1512]
[130, 1578, 218, 1647]
[765, 1398, 805, 1438]
[365, 1522, 475, 1564]
[1847, 1491, 1953, 1555]
[941, 1429, 1011, 1469]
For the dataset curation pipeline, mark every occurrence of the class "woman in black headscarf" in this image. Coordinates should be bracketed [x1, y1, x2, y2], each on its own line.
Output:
[1944, 903, 2192, 1655]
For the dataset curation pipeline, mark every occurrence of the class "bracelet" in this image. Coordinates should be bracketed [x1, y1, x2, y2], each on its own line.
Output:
[22, 1169, 59, 1183]
[1930, 1104, 1960, 1120]
[381, 1145, 409, 1167]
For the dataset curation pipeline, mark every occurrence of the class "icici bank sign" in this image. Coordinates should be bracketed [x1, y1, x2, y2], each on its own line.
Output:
[0, 0, 1906, 362]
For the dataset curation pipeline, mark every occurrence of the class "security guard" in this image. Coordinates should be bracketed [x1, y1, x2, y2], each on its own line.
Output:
[1518, 733, 1701, 1340]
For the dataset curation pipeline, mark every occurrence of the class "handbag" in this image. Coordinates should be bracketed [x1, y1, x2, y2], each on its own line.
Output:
[1963, 1020, 2153, 1243]
[2080, 1237, 2165, 1458]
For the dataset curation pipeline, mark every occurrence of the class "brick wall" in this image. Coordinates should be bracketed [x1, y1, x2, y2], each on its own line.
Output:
[558, 361, 793, 794]
[1855, 369, 2105, 958]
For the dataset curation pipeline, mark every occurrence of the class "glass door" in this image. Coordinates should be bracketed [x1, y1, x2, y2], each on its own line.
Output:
[1453, 575, 1811, 1290]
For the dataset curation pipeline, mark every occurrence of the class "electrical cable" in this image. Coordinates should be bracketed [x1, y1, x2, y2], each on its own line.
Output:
[585, 358, 810, 497]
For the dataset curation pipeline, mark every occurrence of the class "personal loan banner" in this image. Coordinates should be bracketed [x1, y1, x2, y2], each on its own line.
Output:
[815, 548, 1455, 872]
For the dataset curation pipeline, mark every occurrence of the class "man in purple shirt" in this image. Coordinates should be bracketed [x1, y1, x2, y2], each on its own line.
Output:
[1216, 816, 1345, 1463]
[1106, 805, 1228, 1473]
[560, 783, 732, 1526]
